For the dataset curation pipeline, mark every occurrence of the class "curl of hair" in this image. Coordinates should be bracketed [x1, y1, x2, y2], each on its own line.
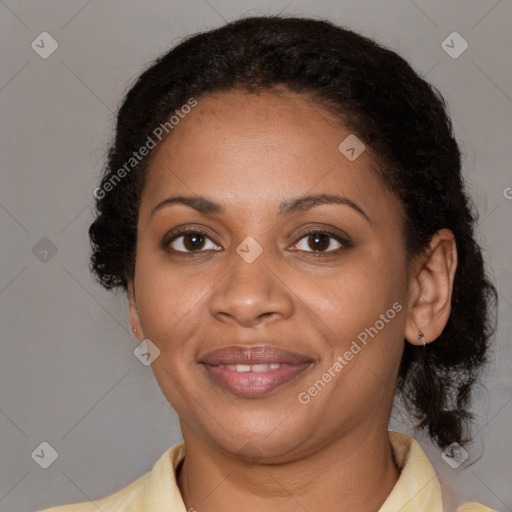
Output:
[89, 15, 498, 449]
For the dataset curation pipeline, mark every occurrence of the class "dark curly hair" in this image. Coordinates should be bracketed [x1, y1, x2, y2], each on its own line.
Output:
[89, 15, 497, 450]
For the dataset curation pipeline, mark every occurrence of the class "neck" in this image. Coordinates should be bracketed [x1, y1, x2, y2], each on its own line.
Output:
[177, 427, 400, 512]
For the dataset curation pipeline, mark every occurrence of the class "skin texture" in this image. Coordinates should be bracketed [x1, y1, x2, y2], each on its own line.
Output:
[127, 89, 457, 512]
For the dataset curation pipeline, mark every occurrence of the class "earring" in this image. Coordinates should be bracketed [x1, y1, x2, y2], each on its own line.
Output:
[417, 330, 425, 347]
[132, 326, 136, 333]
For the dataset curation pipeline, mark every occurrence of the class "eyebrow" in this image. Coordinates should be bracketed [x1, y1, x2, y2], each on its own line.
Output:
[150, 193, 371, 224]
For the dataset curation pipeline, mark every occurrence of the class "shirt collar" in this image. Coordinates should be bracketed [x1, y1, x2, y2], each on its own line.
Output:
[144, 430, 442, 512]
[145, 441, 187, 511]
[378, 430, 443, 511]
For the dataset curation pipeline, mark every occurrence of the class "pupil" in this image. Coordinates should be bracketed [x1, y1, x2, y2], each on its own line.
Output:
[310, 233, 328, 251]
[185, 233, 204, 251]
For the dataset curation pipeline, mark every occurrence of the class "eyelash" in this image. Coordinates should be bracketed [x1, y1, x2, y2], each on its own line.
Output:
[160, 226, 352, 256]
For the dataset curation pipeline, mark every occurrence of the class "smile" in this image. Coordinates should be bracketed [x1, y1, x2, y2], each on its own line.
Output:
[224, 363, 286, 372]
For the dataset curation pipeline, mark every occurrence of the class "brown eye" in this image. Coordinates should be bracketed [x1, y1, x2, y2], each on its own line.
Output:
[166, 230, 221, 253]
[292, 230, 349, 253]
[183, 232, 206, 251]
[307, 233, 331, 251]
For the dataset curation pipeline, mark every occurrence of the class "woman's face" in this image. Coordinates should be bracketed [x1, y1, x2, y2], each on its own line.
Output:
[130, 89, 411, 461]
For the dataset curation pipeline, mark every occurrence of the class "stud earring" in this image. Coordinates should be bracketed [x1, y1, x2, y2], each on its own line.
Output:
[132, 326, 136, 333]
[417, 330, 425, 347]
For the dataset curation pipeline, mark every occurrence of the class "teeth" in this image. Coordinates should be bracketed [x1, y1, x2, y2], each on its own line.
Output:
[224, 363, 282, 372]
[252, 364, 271, 372]
[226, 364, 251, 372]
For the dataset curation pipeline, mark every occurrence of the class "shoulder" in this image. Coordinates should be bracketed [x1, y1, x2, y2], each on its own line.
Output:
[457, 503, 498, 512]
[38, 442, 186, 512]
[386, 432, 497, 512]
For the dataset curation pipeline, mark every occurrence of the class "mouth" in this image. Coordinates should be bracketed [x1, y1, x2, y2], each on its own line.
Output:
[200, 345, 313, 398]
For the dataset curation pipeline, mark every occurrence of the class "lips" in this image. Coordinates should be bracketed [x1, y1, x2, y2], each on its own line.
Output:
[200, 345, 313, 398]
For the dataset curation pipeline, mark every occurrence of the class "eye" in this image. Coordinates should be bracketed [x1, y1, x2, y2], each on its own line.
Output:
[163, 229, 221, 253]
[161, 227, 350, 254]
[291, 229, 350, 253]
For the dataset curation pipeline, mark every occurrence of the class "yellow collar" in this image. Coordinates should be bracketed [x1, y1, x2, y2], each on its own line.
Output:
[145, 431, 442, 511]
[40, 430, 495, 511]
[145, 431, 493, 512]
[378, 430, 442, 511]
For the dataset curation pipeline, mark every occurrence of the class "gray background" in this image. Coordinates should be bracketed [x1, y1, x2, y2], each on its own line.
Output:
[0, 1, 511, 511]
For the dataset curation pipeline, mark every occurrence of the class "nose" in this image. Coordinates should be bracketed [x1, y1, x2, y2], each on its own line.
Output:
[208, 245, 295, 328]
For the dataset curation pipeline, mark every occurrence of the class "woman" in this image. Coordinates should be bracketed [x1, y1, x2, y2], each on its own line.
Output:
[41, 15, 498, 512]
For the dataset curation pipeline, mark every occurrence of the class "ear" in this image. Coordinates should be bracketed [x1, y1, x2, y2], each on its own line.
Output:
[127, 279, 143, 340]
[404, 228, 458, 346]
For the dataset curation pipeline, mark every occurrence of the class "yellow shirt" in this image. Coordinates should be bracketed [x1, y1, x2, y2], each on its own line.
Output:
[39, 431, 496, 512]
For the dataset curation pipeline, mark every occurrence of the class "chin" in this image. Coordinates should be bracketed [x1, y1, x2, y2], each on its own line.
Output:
[199, 410, 314, 461]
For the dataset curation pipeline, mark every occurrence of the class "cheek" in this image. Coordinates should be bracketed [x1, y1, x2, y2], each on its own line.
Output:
[135, 253, 213, 355]
[301, 247, 404, 342]
[302, 245, 407, 398]
[136, 258, 213, 416]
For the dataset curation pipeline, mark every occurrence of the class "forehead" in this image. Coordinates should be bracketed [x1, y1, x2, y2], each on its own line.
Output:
[140, 89, 401, 224]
